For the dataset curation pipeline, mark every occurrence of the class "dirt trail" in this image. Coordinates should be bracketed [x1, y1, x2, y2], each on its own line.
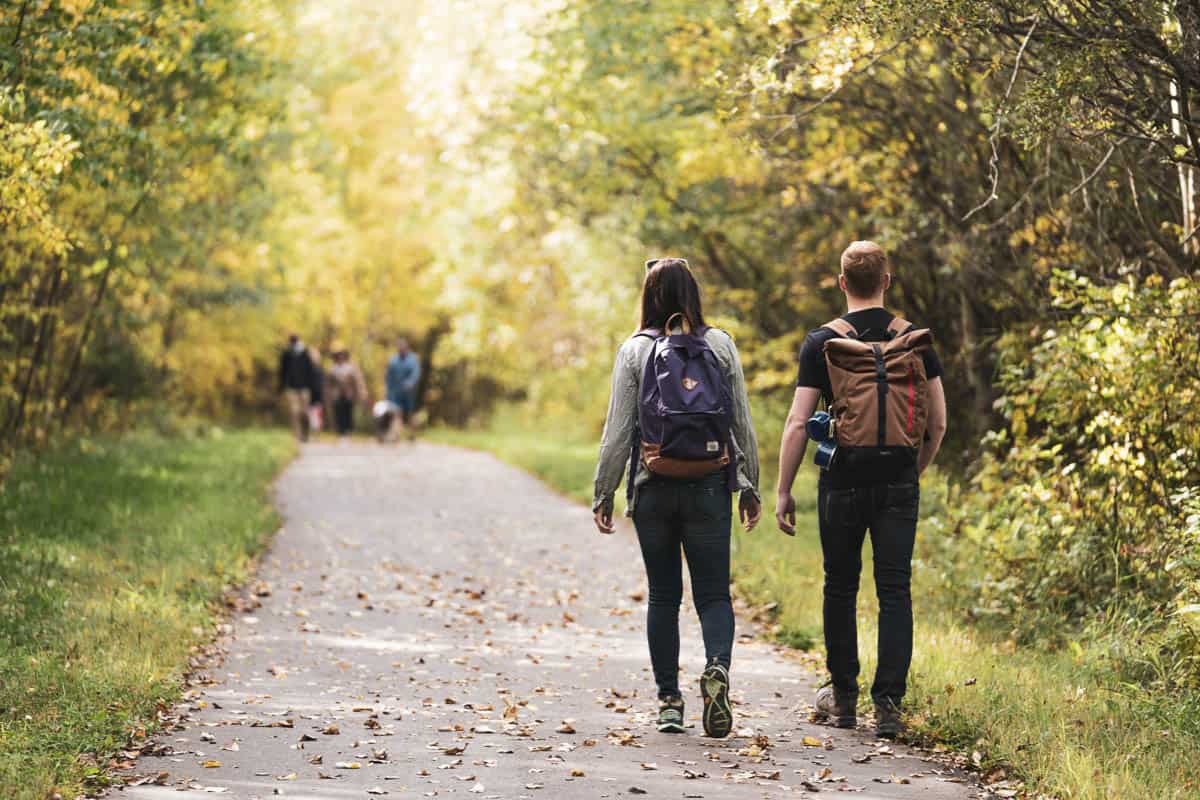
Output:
[124, 441, 978, 799]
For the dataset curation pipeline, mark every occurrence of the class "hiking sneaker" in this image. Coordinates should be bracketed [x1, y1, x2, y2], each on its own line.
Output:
[875, 701, 903, 739]
[813, 685, 857, 729]
[657, 696, 685, 733]
[699, 663, 733, 738]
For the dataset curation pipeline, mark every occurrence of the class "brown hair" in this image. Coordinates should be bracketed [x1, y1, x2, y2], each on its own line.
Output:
[640, 258, 706, 332]
[840, 241, 889, 299]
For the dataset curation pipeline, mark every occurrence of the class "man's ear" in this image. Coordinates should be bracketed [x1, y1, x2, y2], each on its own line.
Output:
[838, 274, 847, 294]
[882, 272, 892, 292]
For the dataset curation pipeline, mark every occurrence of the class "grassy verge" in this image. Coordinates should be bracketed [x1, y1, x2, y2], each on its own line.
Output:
[430, 417, 1200, 799]
[0, 429, 294, 799]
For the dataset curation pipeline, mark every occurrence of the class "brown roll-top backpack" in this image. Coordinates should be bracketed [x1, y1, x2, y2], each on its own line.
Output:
[822, 316, 934, 480]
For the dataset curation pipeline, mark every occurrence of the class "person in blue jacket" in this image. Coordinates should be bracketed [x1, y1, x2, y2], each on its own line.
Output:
[385, 337, 421, 438]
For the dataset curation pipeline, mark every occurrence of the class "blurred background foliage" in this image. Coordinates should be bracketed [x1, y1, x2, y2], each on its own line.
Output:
[2, 0, 1199, 705]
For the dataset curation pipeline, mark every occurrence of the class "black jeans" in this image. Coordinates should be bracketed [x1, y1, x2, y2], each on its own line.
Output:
[632, 472, 734, 700]
[818, 481, 919, 708]
[334, 398, 354, 435]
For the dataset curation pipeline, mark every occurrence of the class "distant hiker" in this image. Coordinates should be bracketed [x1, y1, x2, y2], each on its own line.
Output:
[307, 346, 325, 436]
[328, 345, 368, 437]
[385, 337, 421, 439]
[775, 241, 947, 738]
[279, 333, 315, 441]
[592, 257, 761, 739]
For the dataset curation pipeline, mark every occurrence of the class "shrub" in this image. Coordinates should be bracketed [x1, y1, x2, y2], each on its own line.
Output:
[940, 274, 1200, 686]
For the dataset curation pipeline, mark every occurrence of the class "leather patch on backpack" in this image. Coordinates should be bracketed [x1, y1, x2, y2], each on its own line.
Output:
[641, 442, 730, 478]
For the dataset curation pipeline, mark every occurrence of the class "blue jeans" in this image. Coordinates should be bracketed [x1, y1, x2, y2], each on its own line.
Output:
[818, 481, 919, 708]
[632, 472, 734, 699]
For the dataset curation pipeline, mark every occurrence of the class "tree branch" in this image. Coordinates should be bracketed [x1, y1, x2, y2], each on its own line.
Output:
[963, 15, 1039, 222]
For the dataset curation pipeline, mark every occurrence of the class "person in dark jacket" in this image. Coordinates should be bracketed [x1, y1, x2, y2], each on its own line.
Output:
[279, 333, 315, 441]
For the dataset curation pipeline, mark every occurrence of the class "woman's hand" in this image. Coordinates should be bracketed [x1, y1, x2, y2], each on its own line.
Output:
[594, 507, 615, 534]
[739, 493, 762, 532]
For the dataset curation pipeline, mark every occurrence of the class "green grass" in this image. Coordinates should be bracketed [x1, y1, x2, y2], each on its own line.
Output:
[432, 415, 1200, 800]
[0, 429, 294, 799]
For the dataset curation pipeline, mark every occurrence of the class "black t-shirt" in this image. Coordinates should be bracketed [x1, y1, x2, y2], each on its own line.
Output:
[796, 307, 943, 402]
[796, 307, 943, 488]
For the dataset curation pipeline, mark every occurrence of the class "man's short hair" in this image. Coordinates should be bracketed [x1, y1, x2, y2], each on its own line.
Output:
[840, 241, 889, 298]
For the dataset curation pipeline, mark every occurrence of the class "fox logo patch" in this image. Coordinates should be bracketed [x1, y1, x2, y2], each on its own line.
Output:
[682, 377, 699, 391]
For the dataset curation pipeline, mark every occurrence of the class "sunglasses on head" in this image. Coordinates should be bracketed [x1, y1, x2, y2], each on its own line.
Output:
[645, 257, 689, 271]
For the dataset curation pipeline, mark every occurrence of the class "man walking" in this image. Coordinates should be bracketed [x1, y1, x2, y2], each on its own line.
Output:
[385, 337, 421, 438]
[279, 333, 316, 441]
[775, 241, 947, 738]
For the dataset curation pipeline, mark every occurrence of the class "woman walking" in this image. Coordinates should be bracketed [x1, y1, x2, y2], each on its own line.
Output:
[328, 345, 369, 437]
[592, 257, 761, 738]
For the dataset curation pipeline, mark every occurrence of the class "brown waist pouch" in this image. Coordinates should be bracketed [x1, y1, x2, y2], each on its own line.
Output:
[641, 442, 730, 479]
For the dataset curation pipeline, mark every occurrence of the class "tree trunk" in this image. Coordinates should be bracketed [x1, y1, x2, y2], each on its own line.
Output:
[416, 316, 449, 413]
[1171, 2, 1200, 253]
[959, 281, 994, 440]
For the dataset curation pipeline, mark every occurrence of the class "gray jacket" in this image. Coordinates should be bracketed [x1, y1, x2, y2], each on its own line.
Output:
[592, 328, 760, 515]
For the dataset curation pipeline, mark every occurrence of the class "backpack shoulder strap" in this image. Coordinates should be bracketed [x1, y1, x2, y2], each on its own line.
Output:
[822, 318, 858, 338]
[886, 316, 914, 337]
[632, 328, 661, 341]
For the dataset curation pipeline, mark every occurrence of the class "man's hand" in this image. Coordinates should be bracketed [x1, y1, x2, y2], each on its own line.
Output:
[594, 506, 615, 534]
[776, 492, 797, 536]
[739, 493, 762, 531]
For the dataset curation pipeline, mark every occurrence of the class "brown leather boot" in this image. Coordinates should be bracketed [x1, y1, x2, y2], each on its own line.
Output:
[813, 686, 857, 729]
[875, 700, 903, 739]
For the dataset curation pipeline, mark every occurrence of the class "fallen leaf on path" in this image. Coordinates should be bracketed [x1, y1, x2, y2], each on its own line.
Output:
[201, 760, 221, 768]
[322, 723, 340, 735]
[802, 736, 823, 747]
[556, 721, 576, 734]
[336, 761, 362, 769]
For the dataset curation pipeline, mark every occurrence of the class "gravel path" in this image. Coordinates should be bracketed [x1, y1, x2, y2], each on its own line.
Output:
[124, 441, 978, 799]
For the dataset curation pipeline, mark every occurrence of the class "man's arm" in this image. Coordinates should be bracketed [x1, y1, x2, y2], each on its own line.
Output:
[776, 387, 822, 535]
[918, 377, 947, 474]
[278, 351, 287, 391]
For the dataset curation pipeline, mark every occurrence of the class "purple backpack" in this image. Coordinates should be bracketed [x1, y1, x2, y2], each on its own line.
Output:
[627, 320, 736, 500]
